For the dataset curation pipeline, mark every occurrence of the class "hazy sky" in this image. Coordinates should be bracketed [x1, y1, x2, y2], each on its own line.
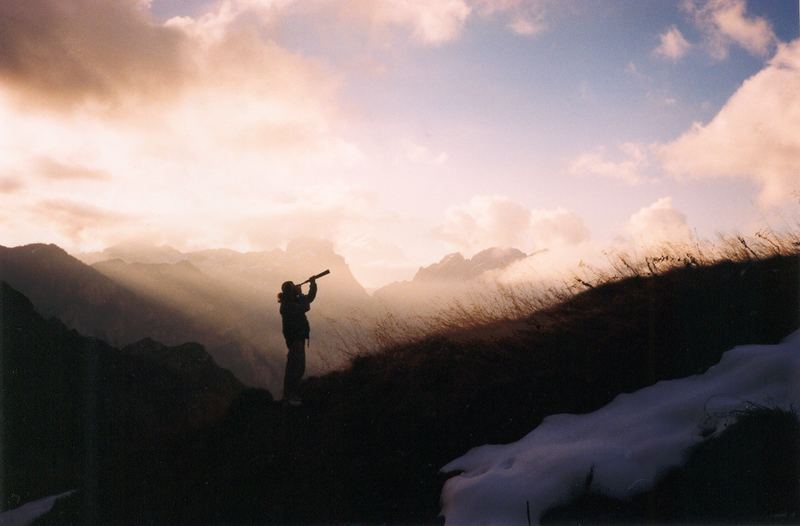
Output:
[1, 0, 798, 286]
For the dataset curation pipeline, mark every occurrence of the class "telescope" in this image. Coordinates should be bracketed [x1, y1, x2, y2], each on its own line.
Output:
[299, 269, 330, 285]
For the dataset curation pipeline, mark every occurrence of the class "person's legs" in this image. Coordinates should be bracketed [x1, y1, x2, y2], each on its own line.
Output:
[283, 339, 306, 400]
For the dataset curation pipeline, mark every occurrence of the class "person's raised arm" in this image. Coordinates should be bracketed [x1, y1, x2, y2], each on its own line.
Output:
[306, 277, 318, 303]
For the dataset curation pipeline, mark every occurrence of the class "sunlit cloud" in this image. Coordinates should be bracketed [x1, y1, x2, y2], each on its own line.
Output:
[32, 157, 112, 181]
[472, 0, 574, 37]
[0, 178, 23, 193]
[659, 39, 800, 206]
[626, 197, 693, 247]
[530, 208, 590, 247]
[436, 195, 590, 253]
[682, 0, 777, 60]
[396, 139, 449, 165]
[653, 26, 692, 61]
[508, 14, 546, 36]
[569, 142, 650, 185]
[0, 0, 190, 111]
[33, 199, 134, 241]
[0, 0, 363, 253]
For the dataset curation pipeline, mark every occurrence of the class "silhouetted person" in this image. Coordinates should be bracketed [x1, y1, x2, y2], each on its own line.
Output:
[278, 277, 317, 405]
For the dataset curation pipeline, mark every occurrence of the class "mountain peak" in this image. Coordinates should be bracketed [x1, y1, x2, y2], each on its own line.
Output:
[413, 247, 526, 282]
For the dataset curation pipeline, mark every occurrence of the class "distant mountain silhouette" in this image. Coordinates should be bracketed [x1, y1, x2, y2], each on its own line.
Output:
[80, 243, 186, 265]
[79, 239, 370, 303]
[413, 247, 527, 282]
[373, 247, 528, 309]
[0, 244, 200, 346]
[0, 241, 373, 391]
[0, 282, 243, 511]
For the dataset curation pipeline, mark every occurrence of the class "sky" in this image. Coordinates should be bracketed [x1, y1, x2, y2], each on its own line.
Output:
[0, 0, 798, 287]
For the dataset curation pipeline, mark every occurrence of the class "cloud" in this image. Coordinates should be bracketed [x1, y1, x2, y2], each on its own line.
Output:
[507, 14, 546, 36]
[530, 208, 590, 247]
[33, 199, 133, 241]
[0, 177, 23, 193]
[473, 0, 567, 37]
[436, 195, 589, 253]
[234, 184, 383, 248]
[33, 157, 111, 181]
[569, 142, 650, 185]
[396, 139, 449, 165]
[653, 26, 692, 61]
[682, 0, 777, 59]
[0, 0, 190, 110]
[327, 0, 471, 45]
[658, 39, 800, 206]
[627, 197, 693, 246]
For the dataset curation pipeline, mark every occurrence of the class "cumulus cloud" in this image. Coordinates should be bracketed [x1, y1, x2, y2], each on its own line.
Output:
[317, 0, 471, 45]
[627, 197, 693, 246]
[654, 26, 692, 61]
[0, 0, 363, 249]
[569, 142, 650, 185]
[377, 0, 472, 44]
[682, 0, 777, 60]
[658, 39, 800, 206]
[472, 0, 573, 38]
[530, 208, 590, 247]
[436, 195, 589, 253]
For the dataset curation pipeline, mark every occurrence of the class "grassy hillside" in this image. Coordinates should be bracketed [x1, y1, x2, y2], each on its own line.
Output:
[38, 250, 800, 524]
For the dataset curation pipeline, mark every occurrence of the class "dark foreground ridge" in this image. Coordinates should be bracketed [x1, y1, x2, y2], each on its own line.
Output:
[25, 253, 800, 523]
[0, 282, 243, 512]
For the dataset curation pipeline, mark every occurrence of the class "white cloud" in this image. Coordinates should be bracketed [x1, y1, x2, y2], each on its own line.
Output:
[396, 139, 449, 165]
[569, 142, 650, 185]
[530, 208, 590, 247]
[682, 0, 777, 60]
[436, 195, 589, 253]
[627, 197, 693, 246]
[508, 15, 546, 36]
[658, 39, 800, 206]
[653, 26, 692, 61]
[331, 0, 471, 45]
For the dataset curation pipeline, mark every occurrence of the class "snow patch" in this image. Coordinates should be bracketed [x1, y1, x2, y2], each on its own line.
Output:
[0, 491, 75, 526]
[441, 331, 800, 525]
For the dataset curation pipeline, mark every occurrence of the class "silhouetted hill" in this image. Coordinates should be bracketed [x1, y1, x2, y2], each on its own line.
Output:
[0, 282, 243, 512]
[0, 244, 197, 347]
[37, 253, 800, 524]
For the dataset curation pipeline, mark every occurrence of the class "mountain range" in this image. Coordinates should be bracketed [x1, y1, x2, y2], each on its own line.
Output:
[0, 242, 530, 391]
[1, 281, 242, 510]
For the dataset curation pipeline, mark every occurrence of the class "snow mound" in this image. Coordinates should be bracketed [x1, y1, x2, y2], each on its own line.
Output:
[0, 491, 75, 526]
[441, 331, 800, 525]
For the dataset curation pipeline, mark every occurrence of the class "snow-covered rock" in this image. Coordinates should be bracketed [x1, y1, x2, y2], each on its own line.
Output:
[441, 331, 800, 525]
[0, 491, 74, 526]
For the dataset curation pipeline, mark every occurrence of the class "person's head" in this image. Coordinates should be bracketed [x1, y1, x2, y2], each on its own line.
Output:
[278, 280, 299, 303]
